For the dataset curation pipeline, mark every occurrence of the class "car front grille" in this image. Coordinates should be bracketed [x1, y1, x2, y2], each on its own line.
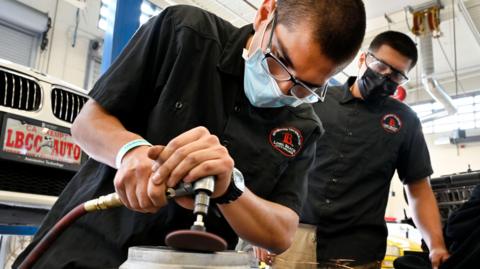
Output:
[0, 69, 42, 111]
[51, 88, 88, 123]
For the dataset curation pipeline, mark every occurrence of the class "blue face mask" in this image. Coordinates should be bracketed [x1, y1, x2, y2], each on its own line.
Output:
[242, 47, 306, 108]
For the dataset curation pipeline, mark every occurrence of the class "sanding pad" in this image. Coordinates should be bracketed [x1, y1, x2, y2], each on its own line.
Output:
[165, 229, 227, 252]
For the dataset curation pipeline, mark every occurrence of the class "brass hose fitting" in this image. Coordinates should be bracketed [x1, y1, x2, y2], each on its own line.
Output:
[84, 193, 123, 212]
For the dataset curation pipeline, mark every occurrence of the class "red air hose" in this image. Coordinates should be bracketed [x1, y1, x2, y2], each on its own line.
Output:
[18, 204, 87, 269]
[17, 193, 122, 269]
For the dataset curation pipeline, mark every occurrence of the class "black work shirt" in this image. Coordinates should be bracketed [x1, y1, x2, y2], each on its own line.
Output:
[14, 6, 322, 269]
[301, 77, 433, 263]
[442, 185, 480, 269]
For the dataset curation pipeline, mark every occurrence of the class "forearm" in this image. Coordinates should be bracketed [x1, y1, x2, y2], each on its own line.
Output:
[218, 188, 298, 254]
[406, 179, 446, 250]
[72, 100, 144, 167]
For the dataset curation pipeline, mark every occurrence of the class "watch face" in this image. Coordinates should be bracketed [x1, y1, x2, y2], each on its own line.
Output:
[233, 168, 245, 191]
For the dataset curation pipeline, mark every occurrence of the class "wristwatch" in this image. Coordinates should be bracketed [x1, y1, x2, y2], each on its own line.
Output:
[213, 168, 245, 204]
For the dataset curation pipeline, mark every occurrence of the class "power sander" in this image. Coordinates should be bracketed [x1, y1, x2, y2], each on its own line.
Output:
[165, 175, 227, 252]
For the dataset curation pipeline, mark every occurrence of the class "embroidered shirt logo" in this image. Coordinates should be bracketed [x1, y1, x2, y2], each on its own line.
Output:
[381, 114, 402, 133]
[269, 127, 303, 157]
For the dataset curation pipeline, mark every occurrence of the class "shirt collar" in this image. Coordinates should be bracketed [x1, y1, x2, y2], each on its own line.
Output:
[340, 76, 358, 104]
[217, 24, 254, 77]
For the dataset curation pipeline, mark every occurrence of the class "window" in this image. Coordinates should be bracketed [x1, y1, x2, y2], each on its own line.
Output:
[411, 93, 480, 134]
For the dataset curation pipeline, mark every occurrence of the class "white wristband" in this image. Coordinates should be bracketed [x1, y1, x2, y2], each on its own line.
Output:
[115, 139, 152, 169]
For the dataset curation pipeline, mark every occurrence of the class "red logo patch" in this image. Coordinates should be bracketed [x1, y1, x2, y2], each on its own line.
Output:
[381, 114, 402, 133]
[269, 127, 303, 157]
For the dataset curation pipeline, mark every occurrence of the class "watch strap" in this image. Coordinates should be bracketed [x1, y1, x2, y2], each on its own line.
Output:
[212, 171, 243, 204]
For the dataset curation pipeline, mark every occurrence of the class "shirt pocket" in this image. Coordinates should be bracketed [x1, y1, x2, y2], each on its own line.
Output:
[221, 117, 290, 199]
[356, 124, 404, 181]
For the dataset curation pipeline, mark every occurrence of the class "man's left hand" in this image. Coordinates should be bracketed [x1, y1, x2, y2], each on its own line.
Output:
[148, 126, 234, 209]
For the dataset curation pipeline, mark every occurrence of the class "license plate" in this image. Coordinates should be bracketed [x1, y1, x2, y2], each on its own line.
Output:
[1, 116, 83, 170]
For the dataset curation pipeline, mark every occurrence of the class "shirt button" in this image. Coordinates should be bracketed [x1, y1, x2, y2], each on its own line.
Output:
[221, 139, 230, 147]
[234, 105, 240, 112]
[325, 199, 331, 204]
[174, 101, 183, 110]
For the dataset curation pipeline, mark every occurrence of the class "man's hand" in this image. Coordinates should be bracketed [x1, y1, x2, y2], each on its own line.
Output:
[149, 127, 234, 206]
[405, 179, 450, 269]
[429, 247, 450, 269]
[113, 145, 167, 213]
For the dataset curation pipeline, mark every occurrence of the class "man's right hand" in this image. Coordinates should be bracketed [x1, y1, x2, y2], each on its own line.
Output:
[113, 145, 167, 213]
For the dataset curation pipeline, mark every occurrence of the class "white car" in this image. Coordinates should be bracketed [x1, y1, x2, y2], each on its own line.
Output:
[0, 58, 89, 210]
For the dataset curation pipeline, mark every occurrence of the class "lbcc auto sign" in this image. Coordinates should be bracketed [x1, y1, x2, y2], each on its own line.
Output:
[0, 114, 84, 171]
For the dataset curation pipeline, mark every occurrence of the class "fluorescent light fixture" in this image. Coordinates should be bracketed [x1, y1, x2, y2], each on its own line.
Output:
[433, 136, 450, 144]
[462, 122, 476, 130]
[423, 121, 433, 127]
[453, 96, 474, 106]
[457, 113, 475, 122]
[458, 105, 475, 114]
[434, 123, 458, 133]
[412, 103, 433, 113]
[434, 115, 455, 125]
[423, 128, 433, 134]
[416, 111, 434, 118]
[420, 110, 448, 123]
[475, 95, 480, 104]
[432, 102, 444, 110]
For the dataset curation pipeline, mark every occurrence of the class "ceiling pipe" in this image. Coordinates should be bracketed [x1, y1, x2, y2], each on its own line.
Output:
[411, 1, 458, 122]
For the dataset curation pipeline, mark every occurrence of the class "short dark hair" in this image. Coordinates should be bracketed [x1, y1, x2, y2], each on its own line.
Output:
[369, 31, 418, 69]
[277, 0, 366, 66]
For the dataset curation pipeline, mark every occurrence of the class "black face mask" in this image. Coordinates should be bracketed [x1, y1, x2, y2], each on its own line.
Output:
[358, 68, 399, 102]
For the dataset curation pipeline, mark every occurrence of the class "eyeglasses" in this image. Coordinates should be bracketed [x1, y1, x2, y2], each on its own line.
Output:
[365, 52, 409, 85]
[260, 11, 328, 102]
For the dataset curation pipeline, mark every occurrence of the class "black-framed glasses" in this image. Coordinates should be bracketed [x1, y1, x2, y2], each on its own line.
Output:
[260, 11, 328, 102]
[365, 52, 409, 85]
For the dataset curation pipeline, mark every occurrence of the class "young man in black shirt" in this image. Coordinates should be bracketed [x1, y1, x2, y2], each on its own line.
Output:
[13, 0, 366, 268]
[261, 31, 450, 269]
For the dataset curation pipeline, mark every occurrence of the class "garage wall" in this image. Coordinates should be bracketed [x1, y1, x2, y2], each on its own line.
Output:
[386, 131, 480, 220]
[16, 0, 103, 89]
[427, 133, 480, 177]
